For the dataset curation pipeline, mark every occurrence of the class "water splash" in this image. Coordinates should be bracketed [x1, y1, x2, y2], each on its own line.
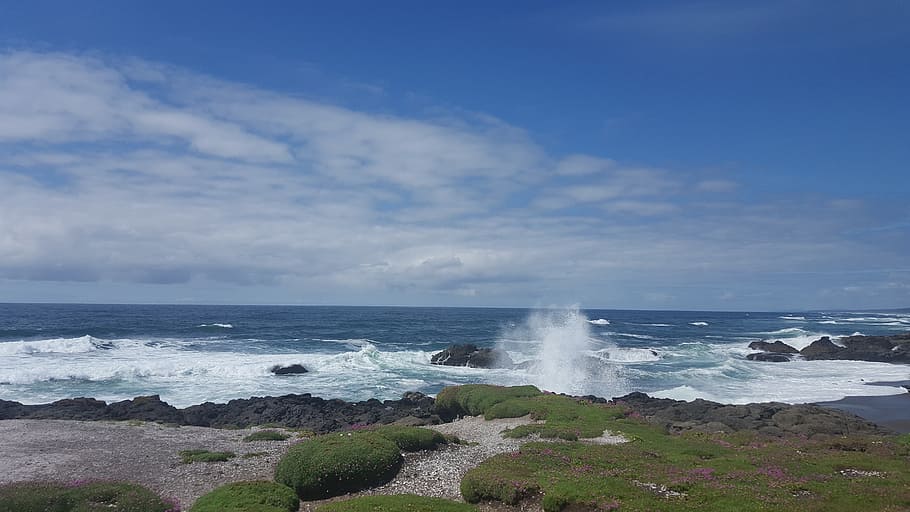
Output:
[500, 307, 628, 397]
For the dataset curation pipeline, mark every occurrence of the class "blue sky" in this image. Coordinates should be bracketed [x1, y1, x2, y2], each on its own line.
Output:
[0, 1, 908, 310]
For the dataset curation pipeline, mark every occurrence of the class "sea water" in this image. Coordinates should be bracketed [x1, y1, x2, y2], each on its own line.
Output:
[1, 304, 908, 407]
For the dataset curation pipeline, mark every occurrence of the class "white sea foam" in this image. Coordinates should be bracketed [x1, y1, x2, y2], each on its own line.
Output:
[197, 323, 233, 328]
[779, 316, 806, 320]
[0, 336, 113, 355]
[608, 332, 658, 340]
[689, 321, 709, 326]
[644, 323, 673, 327]
[587, 319, 610, 325]
[651, 359, 910, 404]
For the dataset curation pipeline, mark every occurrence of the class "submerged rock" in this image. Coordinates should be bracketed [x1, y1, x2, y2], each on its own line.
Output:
[746, 352, 792, 362]
[430, 344, 514, 369]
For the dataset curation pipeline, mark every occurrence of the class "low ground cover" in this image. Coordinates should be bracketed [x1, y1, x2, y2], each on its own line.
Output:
[0, 481, 178, 512]
[189, 481, 298, 512]
[243, 430, 291, 442]
[457, 387, 910, 511]
[178, 449, 236, 463]
[315, 494, 478, 511]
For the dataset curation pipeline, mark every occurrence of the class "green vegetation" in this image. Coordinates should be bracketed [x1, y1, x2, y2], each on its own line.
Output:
[189, 481, 298, 512]
[179, 449, 236, 463]
[368, 425, 448, 452]
[243, 430, 290, 442]
[456, 387, 910, 511]
[435, 384, 541, 419]
[275, 432, 403, 500]
[315, 494, 478, 511]
[0, 481, 177, 512]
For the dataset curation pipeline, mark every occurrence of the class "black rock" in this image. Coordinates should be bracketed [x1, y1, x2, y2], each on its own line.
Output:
[430, 344, 513, 369]
[748, 340, 799, 354]
[800, 333, 910, 363]
[746, 352, 792, 362]
[611, 392, 887, 437]
[800, 336, 844, 359]
[271, 364, 308, 375]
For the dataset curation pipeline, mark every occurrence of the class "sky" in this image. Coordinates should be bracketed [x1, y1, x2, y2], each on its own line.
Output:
[0, 0, 908, 310]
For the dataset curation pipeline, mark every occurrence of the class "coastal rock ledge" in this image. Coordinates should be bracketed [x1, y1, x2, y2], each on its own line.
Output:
[0, 392, 438, 433]
[746, 332, 910, 364]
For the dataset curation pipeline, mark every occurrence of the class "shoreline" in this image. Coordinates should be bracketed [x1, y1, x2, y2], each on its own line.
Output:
[815, 389, 910, 434]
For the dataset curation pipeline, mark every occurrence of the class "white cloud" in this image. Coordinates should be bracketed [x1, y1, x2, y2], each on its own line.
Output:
[0, 50, 906, 309]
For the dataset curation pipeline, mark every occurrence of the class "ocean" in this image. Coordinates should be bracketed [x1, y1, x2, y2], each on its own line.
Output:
[1, 304, 908, 408]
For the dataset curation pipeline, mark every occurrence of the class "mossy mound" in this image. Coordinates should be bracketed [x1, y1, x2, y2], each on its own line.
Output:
[275, 432, 403, 500]
[243, 430, 291, 442]
[0, 481, 176, 512]
[190, 481, 299, 512]
[315, 494, 478, 511]
[369, 425, 447, 452]
[179, 449, 236, 463]
[435, 384, 541, 420]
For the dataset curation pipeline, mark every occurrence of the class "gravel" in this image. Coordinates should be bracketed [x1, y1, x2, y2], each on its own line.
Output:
[0, 416, 625, 511]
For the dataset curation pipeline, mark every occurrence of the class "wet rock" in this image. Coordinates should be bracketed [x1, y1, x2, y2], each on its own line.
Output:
[430, 344, 513, 369]
[748, 340, 799, 353]
[270, 363, 308, 375]
[800, 333, 910, 363]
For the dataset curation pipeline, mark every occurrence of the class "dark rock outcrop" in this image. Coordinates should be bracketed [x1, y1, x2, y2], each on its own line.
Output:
[613, 391, 888, 437]
[0, 392, 438, 433]
[748, 340, 799, 354]
[746, 352, 792, 362]
[270, 364, 308, 375]
[800, 333, 910, 363]
[430, 344, 513, 368]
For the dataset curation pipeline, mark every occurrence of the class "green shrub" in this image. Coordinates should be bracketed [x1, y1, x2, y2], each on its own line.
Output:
[370, 425, 447, 452]
[435, 384, 541, 420]
[275, 432, 403, 500]
[179, 449, 236, 463]
[315, 494, 478, 511]
[190, 481, 298, 512]
[0, 481, 177, 512]
[243, 430, 290, 442]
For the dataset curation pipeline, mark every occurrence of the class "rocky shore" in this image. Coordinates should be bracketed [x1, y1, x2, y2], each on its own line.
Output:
[746, 332, 910, 363]
[0, 392, 438, 433]
[1, 387, 900, 437]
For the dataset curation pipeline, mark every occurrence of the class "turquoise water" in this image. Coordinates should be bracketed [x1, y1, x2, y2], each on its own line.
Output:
[1, 304, 908, 407]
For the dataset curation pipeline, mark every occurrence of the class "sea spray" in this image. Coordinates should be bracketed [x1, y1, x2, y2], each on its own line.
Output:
[498, 307, 628, 397]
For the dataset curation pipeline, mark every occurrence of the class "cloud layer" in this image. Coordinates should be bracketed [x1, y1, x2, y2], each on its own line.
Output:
[0, 51, 906, 309]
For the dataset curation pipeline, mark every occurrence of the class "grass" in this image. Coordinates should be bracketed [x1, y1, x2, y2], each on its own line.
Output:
[243, 430, 291, 442]
[275, 432, 403, 500]
[0, 481, 179, 512]
[367, 425, 448, 452]
[315, 494, 478, 511]
[178, 449, 236, 463]
[457, 388, 910, 511]
[435, 384, 542, 420]
[189, 481, 298, 512]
